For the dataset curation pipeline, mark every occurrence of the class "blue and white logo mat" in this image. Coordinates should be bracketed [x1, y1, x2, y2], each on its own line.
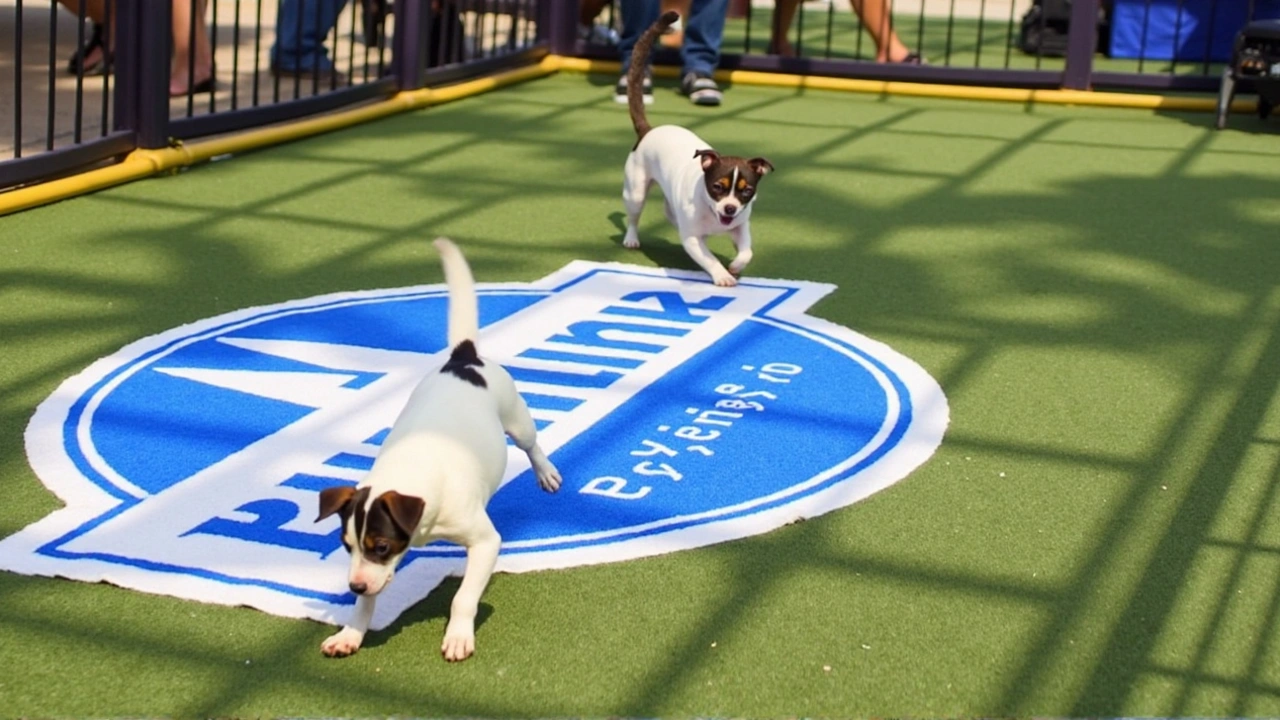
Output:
[1, 262, 948, 630]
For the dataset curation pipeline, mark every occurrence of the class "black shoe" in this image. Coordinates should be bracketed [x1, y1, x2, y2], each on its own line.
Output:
[680, 71, 722, 106]
[614, 72, 653, 105]
[67, 21, 111, 76]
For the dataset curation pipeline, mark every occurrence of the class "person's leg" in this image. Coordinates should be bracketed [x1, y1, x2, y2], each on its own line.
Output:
[271, 0, 349, 71]
[618, 0, 661, 72]
[170, 0, 213, 94]
[680, 0, 727, 76]
[849, 0, 912, 62]
[768, 0, 800, 55]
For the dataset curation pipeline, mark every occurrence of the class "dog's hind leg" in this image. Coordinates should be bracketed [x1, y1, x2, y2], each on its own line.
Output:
[621, 153, 649, 249]
[442, 516, 501, 662]
[493, 372, 562, 493]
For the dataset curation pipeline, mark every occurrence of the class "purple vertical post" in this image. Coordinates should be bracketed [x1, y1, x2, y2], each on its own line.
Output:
[114, 0, 172, 149]
[1062, 0, 1099, 90]
[539, 0, 577, 55]
[137, 0, 173, 148]
[394, 0, 427, 90]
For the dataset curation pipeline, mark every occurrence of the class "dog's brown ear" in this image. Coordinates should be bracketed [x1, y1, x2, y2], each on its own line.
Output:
[694, 149, 720, 171]
[748, 157, 774, 176]
[379, 491, 426, 537]
[316, 486, 356, 523]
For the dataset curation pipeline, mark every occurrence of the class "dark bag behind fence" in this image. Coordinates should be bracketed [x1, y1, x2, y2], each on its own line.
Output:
[361, 0, 467, 67]
[1019, 0, 1111, 57]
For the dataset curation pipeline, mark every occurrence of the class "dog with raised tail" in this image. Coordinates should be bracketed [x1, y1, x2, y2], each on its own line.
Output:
[621, 11, 774, 287]
[315, 238, 562, 661]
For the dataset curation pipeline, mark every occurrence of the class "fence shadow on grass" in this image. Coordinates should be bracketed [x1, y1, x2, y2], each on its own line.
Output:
[2, 78, 1280, 716]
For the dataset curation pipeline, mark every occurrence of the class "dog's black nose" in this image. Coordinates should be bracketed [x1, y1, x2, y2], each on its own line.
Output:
[723, 205, 737, 216]
[349, 581, 368, 595]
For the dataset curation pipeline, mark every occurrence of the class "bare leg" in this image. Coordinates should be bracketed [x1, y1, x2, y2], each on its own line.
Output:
[849, 0, 911, 62]
[170, 0, 213, 94]
[769, 0, 800, 56]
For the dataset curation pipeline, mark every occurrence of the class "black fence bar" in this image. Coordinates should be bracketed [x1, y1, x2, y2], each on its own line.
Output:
[1090, 71, 1223, 92]
[0, 131, 136, 190]
[168, 76, 397, 139]
[423, 44, 547, 85]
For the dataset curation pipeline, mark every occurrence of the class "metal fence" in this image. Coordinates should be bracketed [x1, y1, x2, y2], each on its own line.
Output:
[576, 0, 1278, 91]
[2, 0, 1272, 194]
[1, 0, 548, 191]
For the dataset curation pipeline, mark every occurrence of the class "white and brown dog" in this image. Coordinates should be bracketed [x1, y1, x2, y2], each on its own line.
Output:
[621, 11, 774, 287]
[315, 238, 562, 661]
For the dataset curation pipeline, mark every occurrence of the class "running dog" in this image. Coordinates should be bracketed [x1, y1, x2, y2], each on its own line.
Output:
[316, 238, 562, 660]
[620, 11, 774, 287]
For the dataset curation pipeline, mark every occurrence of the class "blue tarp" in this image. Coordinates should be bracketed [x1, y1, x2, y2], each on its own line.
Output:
[1110, 0, 1280, 62]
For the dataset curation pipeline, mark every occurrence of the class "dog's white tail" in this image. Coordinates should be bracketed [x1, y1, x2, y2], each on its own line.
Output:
[433, 238, 479, 347]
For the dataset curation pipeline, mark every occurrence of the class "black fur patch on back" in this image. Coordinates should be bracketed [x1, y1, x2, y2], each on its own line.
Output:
[441, 339, 486, 388]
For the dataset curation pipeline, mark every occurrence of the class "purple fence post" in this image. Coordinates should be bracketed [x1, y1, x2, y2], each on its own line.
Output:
[113, 0, 173, 149]
[1062, 0, 1099, 90]
[394, 0, 428, 90]
[539, 0, 577, 55]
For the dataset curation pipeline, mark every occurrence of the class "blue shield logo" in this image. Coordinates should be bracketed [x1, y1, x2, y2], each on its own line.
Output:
[0, 262, 948, 629]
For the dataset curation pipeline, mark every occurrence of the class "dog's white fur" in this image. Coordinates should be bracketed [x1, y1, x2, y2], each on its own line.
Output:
[622, 126, 756, 287]
[320, 238, 561, 661]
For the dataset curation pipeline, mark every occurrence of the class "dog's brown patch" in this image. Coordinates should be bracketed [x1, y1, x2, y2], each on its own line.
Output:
[700, 154, 773, 205]
[358, 491, 425, 565]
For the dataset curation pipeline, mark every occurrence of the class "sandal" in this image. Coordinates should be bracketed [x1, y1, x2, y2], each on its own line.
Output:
[896, 52, 925, 64]
[170, 77, 216, 97]
[67, 21, 111, 75]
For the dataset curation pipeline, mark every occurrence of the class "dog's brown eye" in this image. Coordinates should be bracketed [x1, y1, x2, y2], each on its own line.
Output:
[374, 540, 390, 557]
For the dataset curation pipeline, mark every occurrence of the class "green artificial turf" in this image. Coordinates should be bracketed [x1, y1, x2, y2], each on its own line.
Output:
[2, 72, 1280, 717]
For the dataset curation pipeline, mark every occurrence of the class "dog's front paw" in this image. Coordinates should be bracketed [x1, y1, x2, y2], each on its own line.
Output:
[728, 259, 751, 276]
[321, 628, 364, 658]
[441, 620, 476, 662]
[535, 462, 562, 493]
[711, 270, 738, 287]
[622, 229, 641, 249]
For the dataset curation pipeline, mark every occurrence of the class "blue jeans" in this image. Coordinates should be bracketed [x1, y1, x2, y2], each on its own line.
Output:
[618, 0, 728, 77]
[271, 0, 350, 71]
